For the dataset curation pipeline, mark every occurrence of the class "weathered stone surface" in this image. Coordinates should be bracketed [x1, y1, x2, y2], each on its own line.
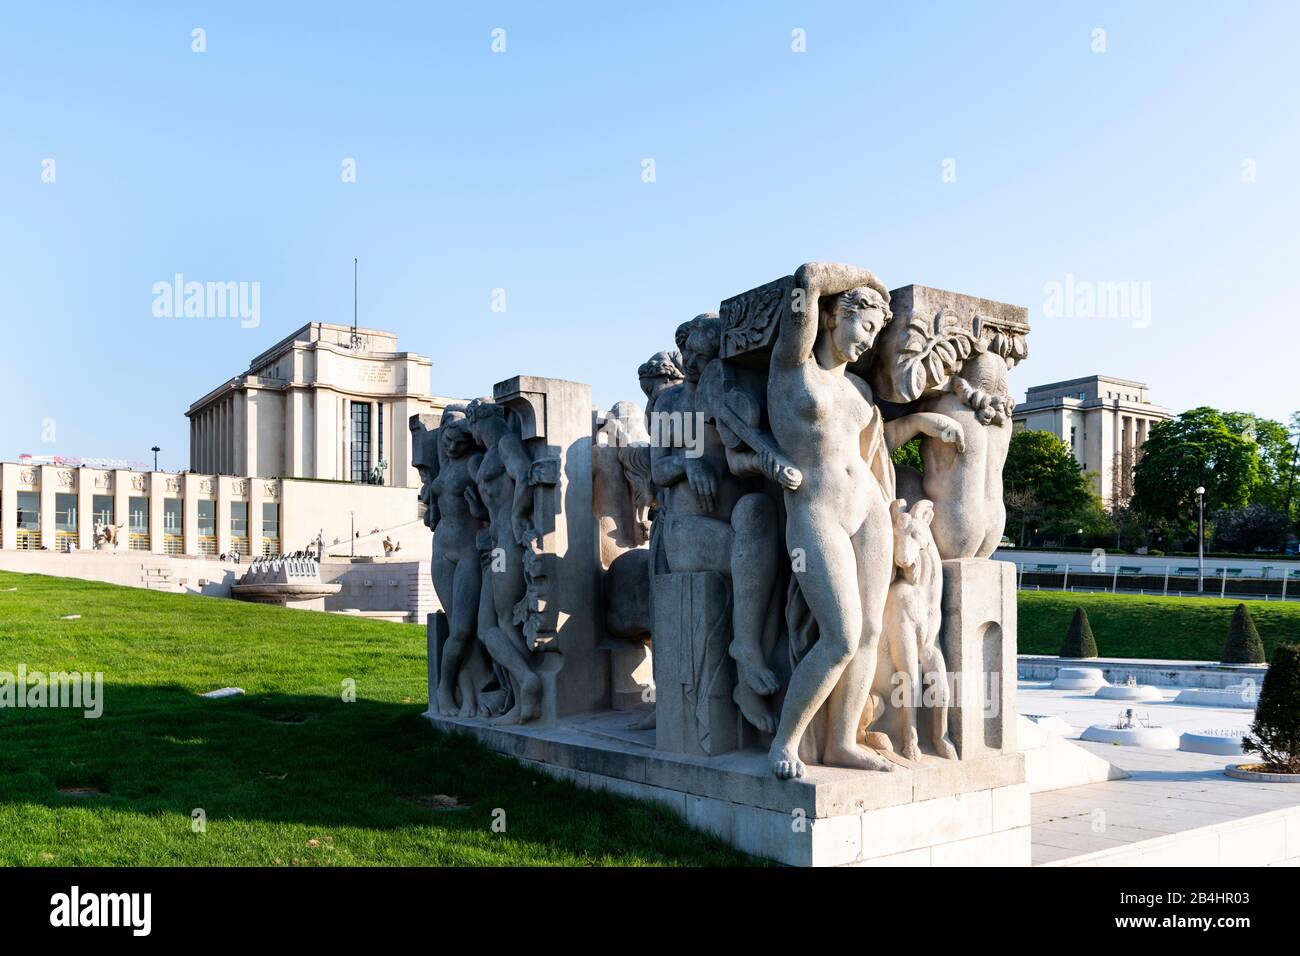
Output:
[417, 261, 1040, 864]
[940, 558, 1018, 759]
[652, 571, 740, 756]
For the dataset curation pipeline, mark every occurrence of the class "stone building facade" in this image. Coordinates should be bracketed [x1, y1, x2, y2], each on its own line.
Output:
[186, 323, 457, 490]
[1011, 374, 1172, 505]
[0, 462, 422, 559]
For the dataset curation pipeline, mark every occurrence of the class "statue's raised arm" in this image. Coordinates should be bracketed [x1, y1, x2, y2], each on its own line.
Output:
[774, 262, 890, 369]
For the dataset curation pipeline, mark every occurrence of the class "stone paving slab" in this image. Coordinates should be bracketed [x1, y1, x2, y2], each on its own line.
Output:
[1018, 680, 1300, 866]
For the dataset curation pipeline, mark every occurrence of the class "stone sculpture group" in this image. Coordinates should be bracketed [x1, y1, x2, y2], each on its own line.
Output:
[413, 263, 1028, 781]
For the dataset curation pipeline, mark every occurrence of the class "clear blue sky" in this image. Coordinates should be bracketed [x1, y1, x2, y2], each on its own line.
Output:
[2, 1, 1297, 469]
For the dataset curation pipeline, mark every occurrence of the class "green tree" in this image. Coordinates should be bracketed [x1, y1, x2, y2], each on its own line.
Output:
[1003, 430, 1096, 544]
[1280, 410, 1300, 528]
[1221, 603, 1266, 664]
[1213, 504, 1289, 553]
[1223, 412, 1295, 514]
[1132, 407, 1260, 543]
[1243, 644, 1300, 773]
[1060, 607, 1098, 658]
[890, 437, 923, 472]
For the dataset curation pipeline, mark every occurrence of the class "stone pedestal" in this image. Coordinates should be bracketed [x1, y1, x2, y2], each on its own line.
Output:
[652, 571, 740, 757]
[940, 558, 1018, 759]
[426, 709, 1029, 866]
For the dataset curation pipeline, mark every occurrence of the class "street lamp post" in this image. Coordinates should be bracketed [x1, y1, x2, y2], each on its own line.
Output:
[151, 446, 160, 471]
[350, 511, 355, 558]
[1196, 485, 1206, 593]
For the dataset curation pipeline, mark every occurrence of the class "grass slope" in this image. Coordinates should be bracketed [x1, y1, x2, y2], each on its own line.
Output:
[0, 570, 752, 866]
[1017, 590, 1300, 661]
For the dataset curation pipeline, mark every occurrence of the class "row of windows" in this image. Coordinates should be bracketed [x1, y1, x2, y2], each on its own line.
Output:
[10, 494, 278, 539]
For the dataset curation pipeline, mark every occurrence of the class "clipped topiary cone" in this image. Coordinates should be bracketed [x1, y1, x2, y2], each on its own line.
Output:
[1221, 603, 1266, 664]
[1242, 643, 1300, 773]
[1059, 607, 1098, 658]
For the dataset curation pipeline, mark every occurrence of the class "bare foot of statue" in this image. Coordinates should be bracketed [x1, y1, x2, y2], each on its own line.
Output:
[629, 708, 656, 731]
[478, 688, 508, 717]
[822, 742, 897, 773]
[456, 695, 477, 719]
[731, 644, 779, 696]
[518, 673, 543, 722]
[862, 730, 893, 752]
[769, 743, 806, 780]
[436, 686, 459, 716]
[931, 735, 958, 760]
[733, 683, 775, 734]
[900, 728, 922, 763]
[489, 703, 523, 726]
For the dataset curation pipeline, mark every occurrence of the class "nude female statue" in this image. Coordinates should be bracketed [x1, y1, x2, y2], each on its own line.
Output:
[767, 263, 964, 779]
[466, 398, 543, 725]
[427, 408, 494, 718]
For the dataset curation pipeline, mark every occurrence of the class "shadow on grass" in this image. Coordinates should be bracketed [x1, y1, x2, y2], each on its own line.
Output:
[0, 684, 756, 866]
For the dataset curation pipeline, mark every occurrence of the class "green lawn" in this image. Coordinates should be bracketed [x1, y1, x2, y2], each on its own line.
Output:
[1017, 589, 1300, 661]
[0, 570, 752, 866]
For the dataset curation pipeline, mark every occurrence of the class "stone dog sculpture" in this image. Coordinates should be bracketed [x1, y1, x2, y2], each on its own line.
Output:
[862, 498, 957, 761]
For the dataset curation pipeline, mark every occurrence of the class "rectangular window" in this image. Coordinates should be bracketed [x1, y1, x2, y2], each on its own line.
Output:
[17, 492, 41, 529]
[55, 493, 78, 532]
[260, 502, 280, 556]
[197, 501, 216, 536]
[197, 500, 217, 555]
[229, 501, 248, 555]
[128, 497, 149, 551]
[351, 401, 371, 482]
[163, 499, 183, 533]
[129, 498, 149, 534]
[54, 492, 79, 551]
[164, 498, 184, 554]
[92, 495, 113, 525]
[262, 502, 280, 538]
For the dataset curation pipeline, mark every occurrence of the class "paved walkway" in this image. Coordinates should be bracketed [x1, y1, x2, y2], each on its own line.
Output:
[1018, 681, 1300, 866]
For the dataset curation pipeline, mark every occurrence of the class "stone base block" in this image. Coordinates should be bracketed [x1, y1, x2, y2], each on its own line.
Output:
[425, 708, 1028, 866]
[652, 571, 741, 757]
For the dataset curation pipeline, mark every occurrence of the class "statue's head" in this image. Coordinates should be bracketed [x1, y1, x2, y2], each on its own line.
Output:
[637, 349, 685, 408]
[957, 351, 1014, 425]
[822, 286, 892, 365]
[465, 397, 506, 445]
[440, 416, 475, 459]
[961, 350, 1009, 396]
[674, 314, 721, 383]
[599, 399, 649, 447]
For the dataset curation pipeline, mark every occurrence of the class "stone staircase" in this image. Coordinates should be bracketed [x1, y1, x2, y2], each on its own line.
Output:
[141, 564, 177, 590]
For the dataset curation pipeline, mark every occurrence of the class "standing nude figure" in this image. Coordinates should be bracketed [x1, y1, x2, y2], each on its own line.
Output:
[425, 408, 494, 718]
[913, 350, 1014, 559]
[466, 399, 543, 725]
[767, 263, 965, 778]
